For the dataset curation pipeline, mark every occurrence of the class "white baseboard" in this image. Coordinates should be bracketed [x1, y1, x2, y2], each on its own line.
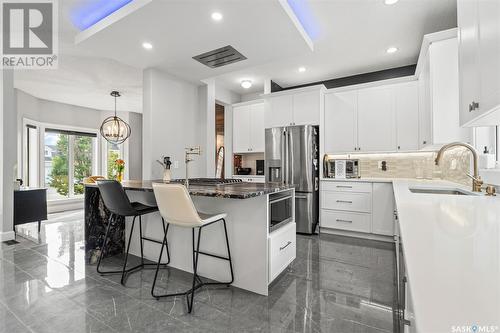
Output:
[0, 231, 15, 241]
[320, 227, 393, 243]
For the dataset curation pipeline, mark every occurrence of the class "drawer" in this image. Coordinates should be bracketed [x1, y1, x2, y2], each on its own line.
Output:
[268, 222, 296, 283]
[321, 191, 371, 213]
[321, 210, 371, 233]
[321, 181, 372, 193]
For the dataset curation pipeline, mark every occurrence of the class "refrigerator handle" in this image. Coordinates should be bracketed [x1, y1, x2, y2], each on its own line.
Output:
[283, 128, 290, 184]
[281, 129, 286, 184]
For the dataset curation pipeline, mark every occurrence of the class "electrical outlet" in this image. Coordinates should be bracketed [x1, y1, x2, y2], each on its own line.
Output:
[173, 161, 179, 169]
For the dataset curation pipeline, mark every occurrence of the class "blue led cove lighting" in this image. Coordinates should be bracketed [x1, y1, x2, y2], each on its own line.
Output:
[71, 0, 134, 31]
[286, 0, 320, 40]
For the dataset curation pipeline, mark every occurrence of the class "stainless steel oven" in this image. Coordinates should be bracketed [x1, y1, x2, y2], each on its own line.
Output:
[269, 191, 294, 232]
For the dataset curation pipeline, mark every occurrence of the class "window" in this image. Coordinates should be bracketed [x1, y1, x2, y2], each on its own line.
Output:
[44, 129, 97, 200]
[26, 124, 39, 187]
[105, 142, 122, 179]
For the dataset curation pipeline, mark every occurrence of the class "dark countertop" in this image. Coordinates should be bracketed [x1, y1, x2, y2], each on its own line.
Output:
[85, 180, 294, 199]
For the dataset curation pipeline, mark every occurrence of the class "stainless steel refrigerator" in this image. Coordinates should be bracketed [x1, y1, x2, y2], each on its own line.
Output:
[265, 125, 319, 234]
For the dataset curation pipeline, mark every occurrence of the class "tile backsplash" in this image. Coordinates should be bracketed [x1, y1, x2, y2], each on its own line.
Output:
[325, 147, 473, 186]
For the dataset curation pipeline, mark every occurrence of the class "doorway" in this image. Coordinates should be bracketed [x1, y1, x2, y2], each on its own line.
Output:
[215, 103, 225, 178]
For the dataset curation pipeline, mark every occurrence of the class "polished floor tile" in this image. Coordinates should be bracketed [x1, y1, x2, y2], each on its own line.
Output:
[1, 211, 396, 332]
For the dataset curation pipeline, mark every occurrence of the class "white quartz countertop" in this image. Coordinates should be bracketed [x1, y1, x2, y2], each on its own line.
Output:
[320, 177, 393, 183]
[392, 179, 500, 332]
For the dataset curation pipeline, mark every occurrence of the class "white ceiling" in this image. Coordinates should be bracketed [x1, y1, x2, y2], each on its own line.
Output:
[14, 0, 457, 109]
[214, 0, 458, 94]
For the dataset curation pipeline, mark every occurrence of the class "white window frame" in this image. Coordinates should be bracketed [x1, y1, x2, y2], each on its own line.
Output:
[21, 118, 101, 202]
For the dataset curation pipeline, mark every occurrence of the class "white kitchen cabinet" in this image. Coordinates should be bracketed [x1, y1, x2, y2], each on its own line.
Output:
[372, 183, 395, 236]
[233, 101, 265, 153]
[265, 95, 293, 128]
[250, 103, 265, 152]
[395, 82, 419, 151]
[233, 105, 251, 153]
[264, 86, 323, 128]
[357, 86, 396, 152]
[458, 0, 500, 126]
[268, 222, 296, 283]
[293, 90, 320, 125]
[324, 91, 357, 153]
[418, 55, 432, 148]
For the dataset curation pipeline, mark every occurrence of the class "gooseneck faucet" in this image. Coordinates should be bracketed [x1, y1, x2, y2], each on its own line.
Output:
[185, 146, 202, 189]
[435, 142, 483, 192]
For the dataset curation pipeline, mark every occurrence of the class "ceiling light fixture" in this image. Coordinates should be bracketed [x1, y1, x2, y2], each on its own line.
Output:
[100, 91, 131, 145]
[142, 42, 153, 50]
[241, 80, 252, 89]
[386, 47, 398, 54]
[211, 12, 223, 21]
[384, 0, 399, 5]
[298, 67, 306, 72]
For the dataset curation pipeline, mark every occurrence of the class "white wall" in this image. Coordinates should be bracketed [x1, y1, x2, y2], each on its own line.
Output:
[16, 89, 143, 179]
[143, 69, 206, 180]
[0, 71, 4, 238]
[2, 70, 16, 240]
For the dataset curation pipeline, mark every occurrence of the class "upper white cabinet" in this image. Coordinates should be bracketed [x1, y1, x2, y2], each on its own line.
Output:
[266, 95, 293, 128]
[324, 91, 357, 153]
[395, 82, 419, 151]
[264, 86, 323, 128]
[418, 33, 472, 145]
[323, 80, 419, 154]
[357, 86, 396, 152]
[458, 0, 500, 126]
[233, 101, 265, 153]
[292, 90, 321, 125]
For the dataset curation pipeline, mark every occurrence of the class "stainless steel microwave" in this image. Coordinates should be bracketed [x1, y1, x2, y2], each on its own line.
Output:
[323, 157, 360, 179]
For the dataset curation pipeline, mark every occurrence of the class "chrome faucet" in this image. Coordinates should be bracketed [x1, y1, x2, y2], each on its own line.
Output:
[185, 146, 202, 189]
[435, 142, 483, 192]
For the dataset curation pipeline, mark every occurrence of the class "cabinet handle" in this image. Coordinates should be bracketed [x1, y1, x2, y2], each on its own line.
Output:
[280, 241, 292, 251]
[398, 146, 400, 150]
[336, 200, 353, 204]
[354, 147, 357, 151]
[336, 219, 352, 223]
[469, 101, 479, 112]
[358, 147, 361, 151]
[423, 140, 427, 145]
[336, 185, 352, 188]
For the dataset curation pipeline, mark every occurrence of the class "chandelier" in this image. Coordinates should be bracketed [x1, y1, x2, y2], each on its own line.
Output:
[100, 91, 131, 144]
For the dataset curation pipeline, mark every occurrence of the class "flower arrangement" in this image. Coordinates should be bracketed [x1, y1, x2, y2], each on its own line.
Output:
[115, 159, 125, 182]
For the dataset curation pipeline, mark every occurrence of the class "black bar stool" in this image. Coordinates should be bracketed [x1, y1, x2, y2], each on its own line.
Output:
[150, 182, 234, 313]
[96, 180, 170, 285]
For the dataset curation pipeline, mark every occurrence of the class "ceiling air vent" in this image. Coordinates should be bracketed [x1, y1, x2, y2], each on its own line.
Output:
[193, 45, 247, 68]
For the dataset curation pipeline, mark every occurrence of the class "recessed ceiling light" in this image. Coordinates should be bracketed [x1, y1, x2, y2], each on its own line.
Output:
[386, 47, 398, 54]
[298, 67, 306, 73]
[211, 12, 223, 21]
[384, 0, 399, 5]
[241, 80, 252, 89]
[142, 42, 153, 50]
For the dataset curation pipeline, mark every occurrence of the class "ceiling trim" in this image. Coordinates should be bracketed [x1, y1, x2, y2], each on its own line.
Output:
[278, 0, 314, 51]
[75, 0, 153, 44]
[414, 28, 458, 77]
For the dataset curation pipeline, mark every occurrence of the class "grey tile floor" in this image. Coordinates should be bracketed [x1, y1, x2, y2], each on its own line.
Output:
[0, 211, 395, 333]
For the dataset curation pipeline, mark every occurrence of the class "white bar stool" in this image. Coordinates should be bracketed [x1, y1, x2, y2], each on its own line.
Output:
[150, 183, 234, 313]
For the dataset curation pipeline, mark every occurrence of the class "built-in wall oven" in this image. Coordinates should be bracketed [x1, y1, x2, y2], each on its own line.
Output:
[269, 191, 294, 232]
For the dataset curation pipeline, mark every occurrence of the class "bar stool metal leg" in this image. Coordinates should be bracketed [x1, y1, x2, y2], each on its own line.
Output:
[121, 216, 137, 285]
[96, 213, 115, 274]
[187, 227, 202, 313]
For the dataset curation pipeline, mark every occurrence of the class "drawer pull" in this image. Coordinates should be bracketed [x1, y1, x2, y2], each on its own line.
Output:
[336, 200, 353, 204]
[280, 241, 292, 251]
[336, 185, 352, 188]
[336, 219, 352, 223]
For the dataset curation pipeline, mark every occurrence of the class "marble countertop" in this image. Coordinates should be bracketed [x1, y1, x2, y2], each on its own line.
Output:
[392, 179, 500, 332]
[86, 180, 294, 199]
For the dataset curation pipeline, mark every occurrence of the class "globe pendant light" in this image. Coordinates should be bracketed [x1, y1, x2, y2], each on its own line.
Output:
[100, 91, 131, 144]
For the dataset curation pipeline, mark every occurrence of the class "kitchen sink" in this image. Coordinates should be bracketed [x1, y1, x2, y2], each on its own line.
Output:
[409, 187, 476, 195]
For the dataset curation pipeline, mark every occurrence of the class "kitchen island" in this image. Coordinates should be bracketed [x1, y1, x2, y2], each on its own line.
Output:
[85, 179, 296, 295]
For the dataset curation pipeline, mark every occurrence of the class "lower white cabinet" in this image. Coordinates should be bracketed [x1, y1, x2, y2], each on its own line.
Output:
[321, 210, 371, 233]
[372, 183, 395, 236]
[233, 175, 265, 183]
[320, 180, 395, 239]
[268, 222, 296, 283]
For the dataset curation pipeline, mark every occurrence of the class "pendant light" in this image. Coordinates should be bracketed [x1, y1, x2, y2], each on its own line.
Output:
[100, 91, 131, 144]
